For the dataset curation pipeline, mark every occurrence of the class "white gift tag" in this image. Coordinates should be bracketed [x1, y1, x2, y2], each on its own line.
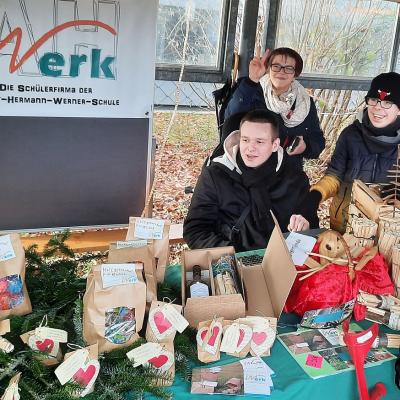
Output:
[116, 240, 148, 249]
[285, 232, 317, 266]
[101, 263, 138, 288]
[55, 349, 89, 385]
[190, 282, 209, 298]
[220, 324, 240, 353]
[1, 374, 20, 400]
[126, 343, 163, 367]
[134, 218, 165, 240]
[28, 334, 60, 357]
[163, 305, 189, 333]
[72, 358, 100, 397]
[0, 235, 16, 262]
[35, 327, 68, 343]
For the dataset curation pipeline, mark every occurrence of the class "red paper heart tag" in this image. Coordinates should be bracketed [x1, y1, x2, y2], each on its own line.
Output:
[252, 332, 267, 345]
[36, 338, 54, 352]
[154, 311, 172, 334]
[73, 364, 96, 387]
[148, 354, 168, 368]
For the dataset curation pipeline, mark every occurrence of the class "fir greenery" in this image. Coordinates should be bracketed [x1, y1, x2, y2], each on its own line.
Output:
[0, 231, 198, 399]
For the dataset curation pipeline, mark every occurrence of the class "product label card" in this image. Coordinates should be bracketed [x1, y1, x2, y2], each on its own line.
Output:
[240, 357, 273, 395]
[220, 324, 240, 353]
[190, 282, 209, 298]
[134, 218, 165, 240]
[101, 264, 138, 288]
[35, 327, 68, 343]
[116, 240, 148, 249]
[285, 232, 317, 266]
[163, 304, 188, 333]
[0, 235, 16, 262]
[126, 342, 162, 367]
[55, 349, 89, 385]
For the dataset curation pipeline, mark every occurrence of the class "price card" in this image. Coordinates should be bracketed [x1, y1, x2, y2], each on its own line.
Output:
[240, 357, 272, 395]
[116, 240, 148, 249]
[126, 342, 162, 367]
[163, 305, 189, 333]
[0, 235, 16, 262]
[285, 232, 317, 266]
[101, 264, 138, 288]
[55, 349, 89, 385]
[35, 327, 68, 343]
[134, 218, 165, 240]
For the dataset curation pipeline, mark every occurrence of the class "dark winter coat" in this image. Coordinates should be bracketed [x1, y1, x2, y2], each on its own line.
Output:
[183, 132, 315, 252]
[223, 78, 325, 171]
[326, 114, 400, 232]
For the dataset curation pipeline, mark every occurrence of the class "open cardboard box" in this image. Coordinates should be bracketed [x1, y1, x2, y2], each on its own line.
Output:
[182, 214, 298, 326]
[182, 246, 246, 327]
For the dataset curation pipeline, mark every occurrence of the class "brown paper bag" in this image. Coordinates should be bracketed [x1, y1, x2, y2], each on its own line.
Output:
[64, 343, 99, 397]
[108, 240, 157, 305]
[196, 318, 224, 363]
[0, 234, 32, 319]
[83, 262, 146, 353]
[145, 300, 183, 343]
[20, 329, 63, 366]
[126, 217, 171, 283]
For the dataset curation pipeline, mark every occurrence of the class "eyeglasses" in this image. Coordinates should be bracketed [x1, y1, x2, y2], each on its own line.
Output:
[366, 97, 394, 109]
[270, 64, 296, 74]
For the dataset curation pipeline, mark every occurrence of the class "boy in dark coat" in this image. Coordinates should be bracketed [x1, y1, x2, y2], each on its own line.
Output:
[183, 109, 317, 252]
[303, 72, 400, 232]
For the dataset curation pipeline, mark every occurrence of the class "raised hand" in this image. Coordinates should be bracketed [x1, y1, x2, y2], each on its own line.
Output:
[249, 48, 270, 83]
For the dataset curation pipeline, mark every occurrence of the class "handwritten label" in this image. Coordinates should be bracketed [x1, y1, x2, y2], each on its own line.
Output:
[305, 354, 323, 369]
[163, 305, 189, 333]
[240, 357, 273, 395]
[285, 232, 317, 266]
[54, 349, 88, 385]
[35, 327, 68, 343]
[116, 240, 148, 249]
[126, 342, 162, 367]
[295, 342, 309, 348]
[134, 218, 165, 240]
[220, 324, 240, 353]
[0, 319, 11, 336]
[201, 380, 218, 387]
[0, 235, 16, 262]
[101, 264, 138, 289]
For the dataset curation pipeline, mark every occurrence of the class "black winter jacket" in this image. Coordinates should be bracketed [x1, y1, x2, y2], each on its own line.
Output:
[224, 78, 325, 171]
[183, 133, 315, 252]
[327, 118, 400, 183]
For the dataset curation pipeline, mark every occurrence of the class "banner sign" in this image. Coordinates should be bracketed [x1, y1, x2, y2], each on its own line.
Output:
[0, 0, 157, 118]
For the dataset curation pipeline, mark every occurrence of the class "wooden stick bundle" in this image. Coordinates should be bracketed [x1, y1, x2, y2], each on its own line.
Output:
[378, 230, 400, 266]
[357, 291, 400, 311]
[392, 244, 400, 298]
[351, 217, 377, 248]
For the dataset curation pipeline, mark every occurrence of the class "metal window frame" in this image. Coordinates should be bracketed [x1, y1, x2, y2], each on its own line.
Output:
[155, 0, 239, 83]
[263, 0, 400, 91]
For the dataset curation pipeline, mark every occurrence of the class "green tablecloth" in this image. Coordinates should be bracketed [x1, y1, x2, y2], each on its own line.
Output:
[149, 264, 399, 399]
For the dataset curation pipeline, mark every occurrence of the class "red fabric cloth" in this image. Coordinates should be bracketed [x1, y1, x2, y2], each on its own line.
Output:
[284, 243, 394, 317]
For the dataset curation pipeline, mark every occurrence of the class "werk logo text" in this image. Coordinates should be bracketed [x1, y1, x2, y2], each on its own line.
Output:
[0, 20, 117, 79]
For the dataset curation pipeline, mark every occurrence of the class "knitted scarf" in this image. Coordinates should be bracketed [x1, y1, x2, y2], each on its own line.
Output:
[260, 75, 311, 127]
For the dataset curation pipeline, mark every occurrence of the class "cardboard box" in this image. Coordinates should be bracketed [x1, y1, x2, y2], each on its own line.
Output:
[238, 217, 297, 318]
[182, 246, 246, 327]
[182, 215, 298, 326]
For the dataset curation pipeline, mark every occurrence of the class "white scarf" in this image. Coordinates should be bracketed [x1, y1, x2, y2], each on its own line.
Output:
[260, 75, 311, 127]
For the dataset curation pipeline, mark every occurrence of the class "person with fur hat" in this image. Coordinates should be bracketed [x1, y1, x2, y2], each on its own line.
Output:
[183, 109, 318, 252]
[302, 72, 400, 233]
[223, 47, 325, 173]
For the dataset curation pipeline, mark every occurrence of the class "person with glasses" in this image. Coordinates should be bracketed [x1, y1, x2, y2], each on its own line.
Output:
[223, 47, 325, 174]
[300, 72, 400, 233]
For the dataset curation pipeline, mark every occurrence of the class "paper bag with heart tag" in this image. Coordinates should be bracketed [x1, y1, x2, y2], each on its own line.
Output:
[108, 240, 157, 305]
[20, 329, 63, 366]
[222, 319, 253, 358]
[83, 262, 146, 353]
[196, 318, 224, 363]
[145, 341, 175, 387]
[145, 300, 184, 343]
[64, 344, 99, 397]
[126, 217, 171, 283]
[0, 234, 32, 319]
